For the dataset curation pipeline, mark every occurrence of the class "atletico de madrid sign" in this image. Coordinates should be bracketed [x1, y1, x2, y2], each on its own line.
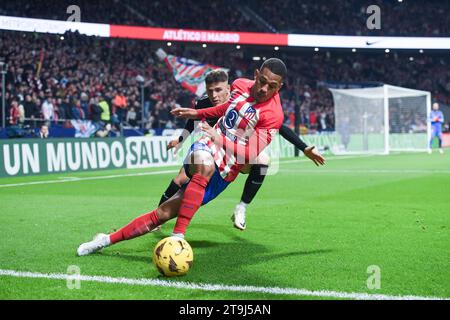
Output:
[1, 15, 449, 49]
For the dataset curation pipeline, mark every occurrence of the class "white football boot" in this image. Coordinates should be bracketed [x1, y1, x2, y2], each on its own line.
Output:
[231, 204, 247, 231]
[151, 225, 162, 232]
[77, 233, 111, 256]
[439, 148, 444, 154]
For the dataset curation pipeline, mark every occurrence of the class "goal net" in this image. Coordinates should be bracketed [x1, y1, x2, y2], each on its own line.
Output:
[330, 85, 431, 154]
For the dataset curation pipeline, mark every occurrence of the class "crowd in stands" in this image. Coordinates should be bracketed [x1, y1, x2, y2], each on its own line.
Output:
[249, 0, 449, 36]
[0, 0, 147, 26]
[1, 31, 196, 136]
[1, 0, 448, 37]
[1, 29, 449, 137]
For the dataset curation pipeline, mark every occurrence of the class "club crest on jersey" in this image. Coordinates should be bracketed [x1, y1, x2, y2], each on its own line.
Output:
[244, 106, 256, 121]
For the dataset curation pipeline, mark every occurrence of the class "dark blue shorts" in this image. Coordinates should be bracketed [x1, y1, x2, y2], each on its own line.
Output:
[182, 142, 230, 205]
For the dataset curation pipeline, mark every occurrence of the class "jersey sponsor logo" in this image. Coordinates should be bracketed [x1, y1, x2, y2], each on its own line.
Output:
[224, 109, 239, 129]
[219, 121, 238, 142]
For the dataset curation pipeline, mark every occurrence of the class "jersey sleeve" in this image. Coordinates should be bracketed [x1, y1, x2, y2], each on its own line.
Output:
[279, 124, 308, 152]
[196, 79, 243, 120]
[196, 101, 230, 119]
[177, 99, 200, 142]
[178, 119, 195, 142]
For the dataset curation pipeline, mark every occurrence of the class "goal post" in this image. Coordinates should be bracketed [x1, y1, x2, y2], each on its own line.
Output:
[330, 84, 431, 155]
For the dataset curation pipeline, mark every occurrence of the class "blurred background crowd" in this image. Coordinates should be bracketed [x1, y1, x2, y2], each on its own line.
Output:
[0, 0, 449, 137]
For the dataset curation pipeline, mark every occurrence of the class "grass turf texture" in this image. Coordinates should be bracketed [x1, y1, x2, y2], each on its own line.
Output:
[0, 153, 449, 299]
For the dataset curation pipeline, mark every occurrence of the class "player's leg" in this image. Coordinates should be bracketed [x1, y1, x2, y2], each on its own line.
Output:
[158, 167, 190, 206]
[438, 130, 444, 154]
[77, 190, 184, 256]
[172, 147, 215, 237]
[232, 152, 270, 230]
[429, 127, 437, 153]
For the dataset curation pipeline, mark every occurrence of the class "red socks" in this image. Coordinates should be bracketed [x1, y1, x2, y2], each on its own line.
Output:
[110, 209, 161, 244]
[173, 173, 209, 235]
[109, 173, 209, 243]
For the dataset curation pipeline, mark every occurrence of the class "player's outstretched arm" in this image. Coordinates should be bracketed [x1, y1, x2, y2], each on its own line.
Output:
[171, 108, 199, 119]
[172, 101, 229, 120]
[279, 124, 308, 151]
[279, 124, 325, 166]
[303, 146, 325, 166]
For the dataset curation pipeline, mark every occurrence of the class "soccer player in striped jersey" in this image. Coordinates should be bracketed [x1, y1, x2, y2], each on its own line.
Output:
[76, 58, 322, 256]
[158, 70, 324, 231]
[428, 102, 445, 154]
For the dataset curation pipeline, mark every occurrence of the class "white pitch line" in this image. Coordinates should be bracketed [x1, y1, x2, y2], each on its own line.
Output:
[279, 169, 450, 174]
[0, 269, 447, 300]
[278, 154, 376, 165]
[0, 170, 178, 188]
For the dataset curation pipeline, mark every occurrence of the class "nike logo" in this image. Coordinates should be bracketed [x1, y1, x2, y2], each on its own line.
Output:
[366, 40, 380, 46]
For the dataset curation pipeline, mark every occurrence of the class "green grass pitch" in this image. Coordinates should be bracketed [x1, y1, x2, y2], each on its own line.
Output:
[0, 152, 449, 299]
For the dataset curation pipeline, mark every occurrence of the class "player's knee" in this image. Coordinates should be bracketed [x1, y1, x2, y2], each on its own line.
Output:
[173, 173, 189, 186]
[156, 205, 176, 222]
[187, 151, 215, 179]
[191, 150, 214, 166]
[201, 164, 215, 178]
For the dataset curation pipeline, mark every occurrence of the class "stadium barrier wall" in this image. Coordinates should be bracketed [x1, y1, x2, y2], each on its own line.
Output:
[0, 134, 300, 178]
[0, 136, 177, 177]
[2, 132, 441, 178]
[442, 133, 450, 148]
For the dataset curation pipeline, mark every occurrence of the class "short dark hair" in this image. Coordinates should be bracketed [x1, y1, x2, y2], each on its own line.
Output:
[260, 58, 287, 80]
[205, 69, 228, 85]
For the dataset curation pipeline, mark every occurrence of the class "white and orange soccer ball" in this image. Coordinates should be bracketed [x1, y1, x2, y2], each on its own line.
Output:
[152, 236, 194, 277]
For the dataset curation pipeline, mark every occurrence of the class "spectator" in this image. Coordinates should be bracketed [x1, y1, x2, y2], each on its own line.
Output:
[41, 96, 54, 122]
[38, 124, 49, 138]
[9, 99, 21, 126]
[97, 94, 111, 124]
[113, 89, 128, 123]
[71, 100, 85, 120]
[126, 106, 138, 127]
[60, 97, 73, 122]
[23, 94, 36, 126]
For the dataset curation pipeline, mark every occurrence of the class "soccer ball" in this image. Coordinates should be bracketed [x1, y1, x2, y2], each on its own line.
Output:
[152, 236, 194, 277]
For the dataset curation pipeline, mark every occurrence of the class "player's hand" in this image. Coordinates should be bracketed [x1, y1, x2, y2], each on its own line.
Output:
[166, 139, 180, 151]
[303, 146, 325, 166]
[199, 122, 220, 142]
[171, 108, 198, 119]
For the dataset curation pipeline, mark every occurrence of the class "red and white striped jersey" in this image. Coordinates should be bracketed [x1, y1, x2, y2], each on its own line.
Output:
[196, 78, 284, 182]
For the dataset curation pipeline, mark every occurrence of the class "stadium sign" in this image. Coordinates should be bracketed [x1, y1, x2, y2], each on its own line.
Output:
[109, 25, 288, 46]
[2, 15, 449, 49]
[0, 137, 177, 177]
[0, 132, 334, 178]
